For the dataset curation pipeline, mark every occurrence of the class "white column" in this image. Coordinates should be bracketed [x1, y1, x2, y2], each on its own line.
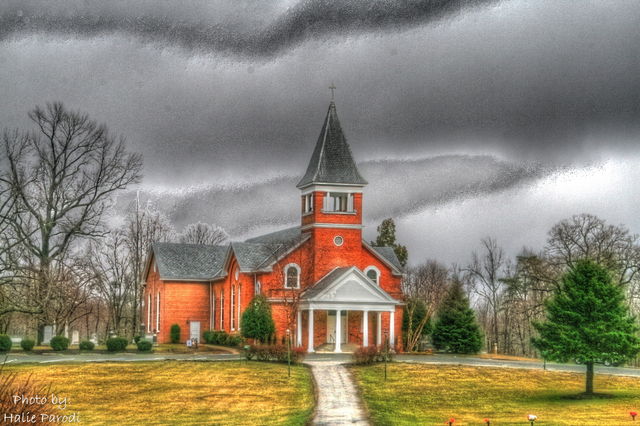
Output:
[376, 312, 382, 346]
[334, 309, 342, 353]
[296, 310, 302, 347]
[362, 310, 369, 347]
[307, 309, 315, 353]
[390, 310, 395, 349]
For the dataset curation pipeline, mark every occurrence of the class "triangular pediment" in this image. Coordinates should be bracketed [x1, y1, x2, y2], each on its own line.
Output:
[304, 267, 396, 304]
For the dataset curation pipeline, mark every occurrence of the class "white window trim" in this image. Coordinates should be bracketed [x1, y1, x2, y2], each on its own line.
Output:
[364, 266, 381, 285]
[211, 290, 216, 331]
[156, 292, 160, 333]
[255, 280, 261, 295]
[284, 263, 301, 289]
[220, 291, 224, 330]
[147, 294, 152, 333]
[231, 285, 236, 331]
[237, 284, 241, 331]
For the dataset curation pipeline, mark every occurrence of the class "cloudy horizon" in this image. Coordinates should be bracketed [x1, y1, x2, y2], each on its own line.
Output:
[1, 0, 639, 266]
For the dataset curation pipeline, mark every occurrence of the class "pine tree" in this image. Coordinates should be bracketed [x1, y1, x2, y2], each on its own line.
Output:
[240, 295, 276, 343]
[371, 218, 408, 267]
[432, 281, 482, 354]
[532, 259, 640, 395]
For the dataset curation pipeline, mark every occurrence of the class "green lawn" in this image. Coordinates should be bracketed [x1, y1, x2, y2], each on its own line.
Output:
[352, 363, 640, 425]
[5, 361, 314, 425]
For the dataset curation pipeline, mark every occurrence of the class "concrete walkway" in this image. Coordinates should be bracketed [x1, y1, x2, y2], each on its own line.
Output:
[306, 359, 369, 425]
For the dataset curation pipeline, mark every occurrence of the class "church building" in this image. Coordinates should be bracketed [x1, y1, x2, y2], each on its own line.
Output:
[142, 100, 405, 352]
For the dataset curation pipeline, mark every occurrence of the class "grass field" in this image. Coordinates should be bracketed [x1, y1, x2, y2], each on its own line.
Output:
[4, 361, 314, 425]
[352, 363, 640, 425]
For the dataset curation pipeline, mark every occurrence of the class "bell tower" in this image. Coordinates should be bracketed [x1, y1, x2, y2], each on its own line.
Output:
[297, 96, 368, 281]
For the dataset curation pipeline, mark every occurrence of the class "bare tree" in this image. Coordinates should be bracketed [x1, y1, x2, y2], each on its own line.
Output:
[179, 222, 228, 245]
[126, 197, 176, 336]
[465, 237, 508, 353]
[0, 102, 142, 337]
[402, 259, 449, 352]
[546, 213, 640, 286]
[86, 230, 135, 336]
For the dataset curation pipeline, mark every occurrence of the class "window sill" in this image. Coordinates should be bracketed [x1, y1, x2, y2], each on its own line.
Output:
[302, 211, 314, 217]
[321, 210, 357, 215]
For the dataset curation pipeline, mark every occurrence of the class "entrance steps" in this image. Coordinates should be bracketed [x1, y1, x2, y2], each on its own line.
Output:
[314, 343, 359, 353]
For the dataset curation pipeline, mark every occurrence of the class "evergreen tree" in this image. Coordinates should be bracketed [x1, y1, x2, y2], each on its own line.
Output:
[432, 281, 482, 354]
[240, 295, 276, 343]
[532, 259, 640, 395]
[371, 218, 408, 267]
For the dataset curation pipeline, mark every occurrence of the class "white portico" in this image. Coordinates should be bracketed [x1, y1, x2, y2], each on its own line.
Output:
[297, 266, 401, 353]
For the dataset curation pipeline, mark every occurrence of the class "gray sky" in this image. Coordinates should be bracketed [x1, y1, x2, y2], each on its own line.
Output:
[1, 0, 639, 265]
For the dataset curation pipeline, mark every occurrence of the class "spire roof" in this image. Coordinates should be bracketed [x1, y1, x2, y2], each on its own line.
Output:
[297, 102, 368, 188]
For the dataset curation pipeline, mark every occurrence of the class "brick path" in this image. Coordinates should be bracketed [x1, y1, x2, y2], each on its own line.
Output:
[306, 360, 370, 425]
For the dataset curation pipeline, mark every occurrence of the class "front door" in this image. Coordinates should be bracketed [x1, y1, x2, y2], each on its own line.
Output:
[189, 321, 200, 342]
[326, 311, 347, 343]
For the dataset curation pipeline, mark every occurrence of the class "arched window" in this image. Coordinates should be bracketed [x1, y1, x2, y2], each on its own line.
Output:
[255, 280, 261, 295]
[284, 263, 301, 288]
[231, 285, 236, 330]
[364, 266, 380, 285]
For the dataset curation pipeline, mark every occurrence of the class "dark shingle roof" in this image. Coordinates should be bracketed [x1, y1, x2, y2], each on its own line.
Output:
[301, 267, 351, 299]
[297, 102, 367, 188]
[231, 242, 279, 272]
[245, 227, 302, 244]
[370, 246, 403, 272]
[153, 243, 227, 280]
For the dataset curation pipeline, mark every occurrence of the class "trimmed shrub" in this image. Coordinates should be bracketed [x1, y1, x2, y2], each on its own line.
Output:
[352, 345, 394, 365]
[170, 324, 181, 344]
[243, 344, 305, 363]
[106, 337, 129, 352]
[0, 335, 11, 352]
[79, 340, 95, 351]
[225, 334, 244, 347]
[203, 330, 215, 344]
[20, 339, 35, 352]
[50, 336, 70, 351]
[136, 340, 153, 352]
[133, 335, 143, 344]
[203, 330, 229, 345]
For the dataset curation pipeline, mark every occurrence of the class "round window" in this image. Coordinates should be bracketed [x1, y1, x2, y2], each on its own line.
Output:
[333, 235, 344, 246]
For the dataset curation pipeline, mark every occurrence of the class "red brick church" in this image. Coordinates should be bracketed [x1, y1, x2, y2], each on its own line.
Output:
[143, 100, 404, 352]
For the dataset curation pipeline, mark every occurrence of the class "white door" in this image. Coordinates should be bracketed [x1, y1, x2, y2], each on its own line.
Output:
[189, 321, 200, 342]
[326, 311, 347, 343]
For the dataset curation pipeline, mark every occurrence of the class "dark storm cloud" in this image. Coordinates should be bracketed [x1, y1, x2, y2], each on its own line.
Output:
[119, 155, 550, 236]
[0, 0, 496, 57]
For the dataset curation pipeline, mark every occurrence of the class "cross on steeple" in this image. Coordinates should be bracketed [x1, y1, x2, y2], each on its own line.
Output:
[329, 83, 336, 101]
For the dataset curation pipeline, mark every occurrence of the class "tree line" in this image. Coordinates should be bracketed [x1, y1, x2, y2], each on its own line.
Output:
[402, 213, 640, 359]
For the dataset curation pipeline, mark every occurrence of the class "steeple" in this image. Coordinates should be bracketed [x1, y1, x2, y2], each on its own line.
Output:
[296, 102, 367, 189]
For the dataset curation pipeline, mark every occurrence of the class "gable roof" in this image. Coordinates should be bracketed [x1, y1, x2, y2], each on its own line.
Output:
[152, 242, 228, 281]
[301, 267, 351, 299]
[296, 102, 367, 188]
[301, 266, 399, 306]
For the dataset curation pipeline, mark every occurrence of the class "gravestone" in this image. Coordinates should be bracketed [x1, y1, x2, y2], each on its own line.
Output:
[71, 330, 80, 345]
[42, 325, 54, 344]
[90, 333, 98, 344]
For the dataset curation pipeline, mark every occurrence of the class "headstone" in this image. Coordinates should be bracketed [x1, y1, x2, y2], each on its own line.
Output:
[42, 325, 54, 345]
[71, 330, 80, 345]
[90, 333, 98, 344]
